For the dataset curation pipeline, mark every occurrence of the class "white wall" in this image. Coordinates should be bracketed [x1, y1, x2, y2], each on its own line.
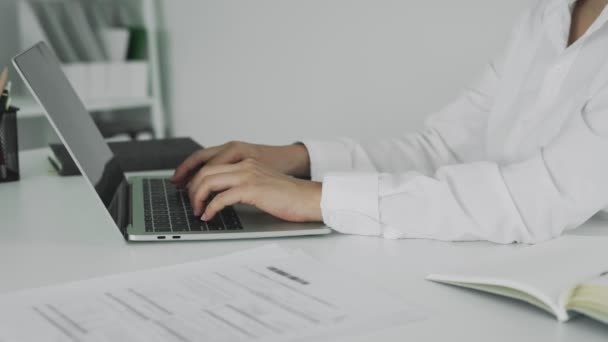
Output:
[159, 0, 531, 147]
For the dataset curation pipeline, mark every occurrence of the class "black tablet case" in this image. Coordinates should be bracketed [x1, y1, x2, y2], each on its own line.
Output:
[49, 138, 202, 176]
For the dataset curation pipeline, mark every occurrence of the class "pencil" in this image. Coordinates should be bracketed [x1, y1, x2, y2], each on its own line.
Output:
[0, 67, 7, 95]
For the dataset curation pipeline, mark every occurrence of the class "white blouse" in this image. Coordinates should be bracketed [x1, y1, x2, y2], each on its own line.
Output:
[302, 0, 608, 244]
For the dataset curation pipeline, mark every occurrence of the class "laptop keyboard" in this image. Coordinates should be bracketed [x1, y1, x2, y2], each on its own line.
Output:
[143, 179, 243, 233]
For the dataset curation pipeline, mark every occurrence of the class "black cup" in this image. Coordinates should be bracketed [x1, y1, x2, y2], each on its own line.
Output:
[0, 106, 20, 183]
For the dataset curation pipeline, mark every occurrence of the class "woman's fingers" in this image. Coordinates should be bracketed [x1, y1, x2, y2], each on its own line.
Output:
[187, 163, 247, 198]
[172, 141, 251, 187]
[185, 159, 322, 223]
[202, 187, 252, 221]
[190, 171, 252, 216]
[171, 146, 222, 186]
[203, 147, 244, 167]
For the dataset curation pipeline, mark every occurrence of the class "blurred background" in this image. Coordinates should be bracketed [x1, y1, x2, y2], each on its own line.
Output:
[0, 0, 529, 151]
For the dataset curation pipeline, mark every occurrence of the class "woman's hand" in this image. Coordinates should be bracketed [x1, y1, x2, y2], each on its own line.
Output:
[187, 158, 323, 223]
[171, 141, 311, 188]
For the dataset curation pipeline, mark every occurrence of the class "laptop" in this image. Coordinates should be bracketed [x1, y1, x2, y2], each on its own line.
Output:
[13, 42, 331, 242]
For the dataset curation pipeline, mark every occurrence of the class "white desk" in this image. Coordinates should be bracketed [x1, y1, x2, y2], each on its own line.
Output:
[2, 149, 608, 341]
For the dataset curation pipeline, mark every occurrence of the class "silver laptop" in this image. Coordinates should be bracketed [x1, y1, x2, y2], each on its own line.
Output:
[13, 42, 331, 242]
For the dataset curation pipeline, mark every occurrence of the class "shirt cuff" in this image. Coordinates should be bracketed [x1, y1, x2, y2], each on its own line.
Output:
[320, 173, 382, 236]
[300, 139, 354, 182]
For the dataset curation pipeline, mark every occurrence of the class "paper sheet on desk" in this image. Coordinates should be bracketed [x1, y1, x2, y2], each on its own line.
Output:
[0, 245, 424, 342]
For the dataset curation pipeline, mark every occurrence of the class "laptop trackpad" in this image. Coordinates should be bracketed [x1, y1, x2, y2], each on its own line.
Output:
[234, 204, 326, 232]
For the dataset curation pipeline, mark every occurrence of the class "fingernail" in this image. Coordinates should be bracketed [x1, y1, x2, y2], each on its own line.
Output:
[201, 213, 209, 221]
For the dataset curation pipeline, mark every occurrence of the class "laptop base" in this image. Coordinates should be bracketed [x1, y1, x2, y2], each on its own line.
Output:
[127, 176, 332, 242]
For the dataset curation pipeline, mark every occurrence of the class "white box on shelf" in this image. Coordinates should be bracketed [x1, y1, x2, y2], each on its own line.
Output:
[126, 62, 149, 99]
[108, 63, 130, 99]
[61, 62, 149, 102]
[88, 63, 108, 99]
[62, 64, 89, 100]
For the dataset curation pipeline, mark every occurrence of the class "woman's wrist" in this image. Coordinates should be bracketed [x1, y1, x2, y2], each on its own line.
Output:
[282, 143, 311, 178]
[299, 180, 323, 222]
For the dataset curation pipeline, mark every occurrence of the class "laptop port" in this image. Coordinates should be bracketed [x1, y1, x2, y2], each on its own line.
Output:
[157, 236, 166, 240]
[172, 236, 181, 239]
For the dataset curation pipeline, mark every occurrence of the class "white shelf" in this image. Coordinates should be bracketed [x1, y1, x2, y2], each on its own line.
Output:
[15, 0, 166, 139]
[14, 96, 155, 119]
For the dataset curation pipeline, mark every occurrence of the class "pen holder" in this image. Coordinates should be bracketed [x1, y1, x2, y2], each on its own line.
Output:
[0, 106, 20, 183]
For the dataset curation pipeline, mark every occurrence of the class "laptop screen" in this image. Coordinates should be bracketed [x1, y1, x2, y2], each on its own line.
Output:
[13, 42, 130, 235]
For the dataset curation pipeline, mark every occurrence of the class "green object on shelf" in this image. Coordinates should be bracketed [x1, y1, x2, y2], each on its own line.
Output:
[127, 27, 148, 60]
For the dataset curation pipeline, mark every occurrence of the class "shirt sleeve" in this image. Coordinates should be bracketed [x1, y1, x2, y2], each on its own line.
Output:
[320, 84, 608, 244]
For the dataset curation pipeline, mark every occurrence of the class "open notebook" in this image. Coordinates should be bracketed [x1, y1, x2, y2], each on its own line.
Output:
[427, 235, 608, 324]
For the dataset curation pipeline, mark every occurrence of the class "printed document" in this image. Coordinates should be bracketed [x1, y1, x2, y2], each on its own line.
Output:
[0, 245, 423, 341]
